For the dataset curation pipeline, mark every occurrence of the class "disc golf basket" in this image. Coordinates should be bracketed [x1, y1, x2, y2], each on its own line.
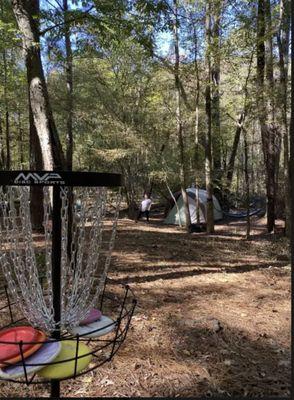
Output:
[0, 171, 137, 398]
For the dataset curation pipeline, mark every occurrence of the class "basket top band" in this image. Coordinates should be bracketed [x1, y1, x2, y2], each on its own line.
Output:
[0, 171, 122, 187]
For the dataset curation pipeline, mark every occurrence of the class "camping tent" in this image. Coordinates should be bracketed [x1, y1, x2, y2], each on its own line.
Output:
[164, 188, 223, 225]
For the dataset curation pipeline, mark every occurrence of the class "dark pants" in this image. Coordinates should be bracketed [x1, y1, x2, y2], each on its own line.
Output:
[137, 210, 149, 221]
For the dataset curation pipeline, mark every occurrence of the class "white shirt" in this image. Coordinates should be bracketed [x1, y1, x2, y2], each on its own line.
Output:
[141, 198, 152, 212]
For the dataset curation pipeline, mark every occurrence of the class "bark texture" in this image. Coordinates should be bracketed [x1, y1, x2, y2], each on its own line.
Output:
[30, 104, 44, 232]
[3, 49, 10, 170]
[244, 129, 250, 238]
[205, 1, 215, 234]
[11, 0, 65, 170]
[63, 0, 74, 170]
[256, 0, 279, 232]
[192, 21, 201, 224]
[173, 0, 191, 230]
[17, 111, 24, 168]
[211, 0, 222, 185]
[0, 116, 5, 169]
[1, 1, 10, 170]
[277, 0, 290, 234]
[290, 0, 294, 277]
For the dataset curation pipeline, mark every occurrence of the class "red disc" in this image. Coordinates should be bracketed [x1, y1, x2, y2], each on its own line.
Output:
[0, 326, 38, 363]
[0, 329, 47, 367]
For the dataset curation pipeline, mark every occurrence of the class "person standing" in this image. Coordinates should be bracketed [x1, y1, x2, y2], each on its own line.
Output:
[136, 193, 152, 222]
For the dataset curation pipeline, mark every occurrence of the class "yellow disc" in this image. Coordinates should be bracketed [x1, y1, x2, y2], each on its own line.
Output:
[37, 340, 91, 379]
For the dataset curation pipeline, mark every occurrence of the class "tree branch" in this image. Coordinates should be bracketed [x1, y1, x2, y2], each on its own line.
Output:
[153, 53, 194, 111]
[40, 5, 94, 35]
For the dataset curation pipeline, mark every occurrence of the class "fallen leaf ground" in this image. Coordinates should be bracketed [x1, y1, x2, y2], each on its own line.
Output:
[0, 215, 290, 398]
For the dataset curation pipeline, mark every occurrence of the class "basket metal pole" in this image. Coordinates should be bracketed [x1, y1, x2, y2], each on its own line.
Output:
[51, 185, 62, 398]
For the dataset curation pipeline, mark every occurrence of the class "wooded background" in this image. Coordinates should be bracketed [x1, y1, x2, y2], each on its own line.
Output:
[0, 0, 291, 233]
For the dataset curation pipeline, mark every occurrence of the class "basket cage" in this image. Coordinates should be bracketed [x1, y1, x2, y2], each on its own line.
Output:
[0, 278, 136, 385]
[0, 171, 137, 386]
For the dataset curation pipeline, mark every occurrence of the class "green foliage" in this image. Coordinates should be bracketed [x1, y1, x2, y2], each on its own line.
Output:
[0, 0, 29, 169]
[1, 0, 290, 207]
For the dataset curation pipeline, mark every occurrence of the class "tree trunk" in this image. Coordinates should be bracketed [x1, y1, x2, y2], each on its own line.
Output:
[26, 0, 43, 231]
[192, 20, 201, 224]
[244, 129, 250, 238]
[11, 0, 65, 170]
[122, 163, 138, 220]
[205, 2, 214, 234]
[211, 0, 222, 186]
[63, 0, 74, 255]
[256, 0, 275, 232]
[264, 0, 275, 121]
[12, 0, 53, 231]
[226, 112, 245, 191]
[17, 111, 24, 168]
[3, 49, 10, 170]
[63, 0, 74, 171]
[225, 52, 253, 203]
[1, 1, 10, 170]
[173, 0, 191, 230]
[290, 0, 294, 279]
[265, 0, 280, 232]
[0, 116, 5, 169]
[265, 0, 281, 206]
[148, 143, 166, 197]
[30, 104, 44, 232]
[277, 0, 290, 234]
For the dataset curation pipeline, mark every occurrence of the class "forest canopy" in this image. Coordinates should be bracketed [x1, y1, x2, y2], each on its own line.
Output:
[0, 0, 291, 233]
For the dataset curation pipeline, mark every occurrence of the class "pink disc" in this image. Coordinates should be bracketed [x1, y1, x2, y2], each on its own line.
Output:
[79, 309, 102, 326]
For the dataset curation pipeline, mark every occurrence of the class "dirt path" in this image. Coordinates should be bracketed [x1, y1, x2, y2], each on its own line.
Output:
[1, 217, 290, 398]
